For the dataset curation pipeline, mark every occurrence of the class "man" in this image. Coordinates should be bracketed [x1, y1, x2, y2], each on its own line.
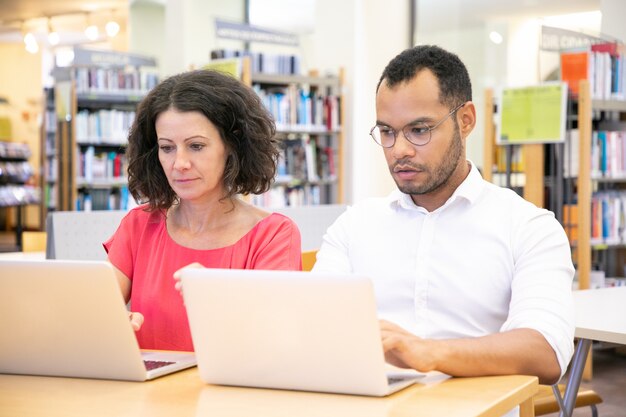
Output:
[313, 45, 574, 386]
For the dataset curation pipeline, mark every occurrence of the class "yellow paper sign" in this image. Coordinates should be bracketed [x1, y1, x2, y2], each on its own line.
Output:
[497, 83, 567, 144]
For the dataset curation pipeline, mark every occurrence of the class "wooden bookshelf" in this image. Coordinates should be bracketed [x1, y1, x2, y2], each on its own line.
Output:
[207, 56, 345, 207]
[48, 48, 157, 212]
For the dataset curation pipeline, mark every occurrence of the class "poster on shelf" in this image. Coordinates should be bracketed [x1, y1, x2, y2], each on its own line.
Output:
[202, 58, 241, 79]
[496, 82, 568, 145]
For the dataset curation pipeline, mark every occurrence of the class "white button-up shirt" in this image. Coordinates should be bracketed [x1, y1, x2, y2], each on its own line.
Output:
[314, 162, 575, 377]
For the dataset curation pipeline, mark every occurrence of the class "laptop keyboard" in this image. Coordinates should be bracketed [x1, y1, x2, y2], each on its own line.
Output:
[388, 375, 414, 385]
[144, 360, 176, 371]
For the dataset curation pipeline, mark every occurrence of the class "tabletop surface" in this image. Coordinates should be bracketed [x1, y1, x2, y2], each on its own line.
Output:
[574, 286, 626, 344]
[0, 368, 537, 417]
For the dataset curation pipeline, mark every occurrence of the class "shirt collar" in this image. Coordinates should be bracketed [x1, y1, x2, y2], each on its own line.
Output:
[388, 160, 485, 211]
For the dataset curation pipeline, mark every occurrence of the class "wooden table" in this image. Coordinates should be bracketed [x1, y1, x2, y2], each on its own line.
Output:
[559, 286, 626, 417]
[0, 368, 537, 417]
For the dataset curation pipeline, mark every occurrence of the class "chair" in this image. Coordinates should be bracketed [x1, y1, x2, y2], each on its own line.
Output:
[301, 250, 318, 271]
[534, 383, 602, 416]
[21, 231, 47, 252]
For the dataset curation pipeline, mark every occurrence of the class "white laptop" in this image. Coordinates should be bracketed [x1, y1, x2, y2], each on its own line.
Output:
[180, 268, 422, 396]
[0, 259, 196, 381]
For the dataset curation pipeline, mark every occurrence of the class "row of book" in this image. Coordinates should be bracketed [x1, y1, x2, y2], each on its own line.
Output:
[493, 145, 525, 173]
[560, 41, 626, 100]
[44, 109, 56, 132]
[0, 141, 31, 159]
[75, 187, 138, 211]
[0, 185, 39, 207]
[79, 147, 128, 183]
[590, 129, 626, 178]
[250, 184, 323, 208]
[76, 109, 135, 144]
[563, 128, 626, 179]
[253, 84, 341, 131]
[0, 161, 34, 184]
[277, 137, 337, 183]
[210, 49, 301, 75]
[590, 191, 626, 245]
[74, 67, 159, 95]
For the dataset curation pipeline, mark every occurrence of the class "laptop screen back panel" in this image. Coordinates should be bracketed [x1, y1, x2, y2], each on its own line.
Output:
[182, 269, 391, 396]
[0, 260, 147, 381]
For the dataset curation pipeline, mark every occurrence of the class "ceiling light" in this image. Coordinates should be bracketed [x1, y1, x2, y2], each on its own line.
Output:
[84, 13, 99, 41]
[24, 32, 39, 53]
[105, 20, 120, 37]
[48, 31, 60, 45]
[47, 18, 59, 46]
[105, 9, 120, 38]
[489, 31, 503, 45]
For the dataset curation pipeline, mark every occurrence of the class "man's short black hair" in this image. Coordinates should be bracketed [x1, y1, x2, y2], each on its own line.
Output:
[376, 45, 472, 108]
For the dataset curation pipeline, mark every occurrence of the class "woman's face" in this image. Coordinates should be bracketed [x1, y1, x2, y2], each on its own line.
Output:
[156, 108, 229, 204]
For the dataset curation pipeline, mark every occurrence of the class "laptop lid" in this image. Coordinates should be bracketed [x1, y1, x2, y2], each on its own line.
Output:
[0, 259, 195, 381]
[180, 268, 419, 396]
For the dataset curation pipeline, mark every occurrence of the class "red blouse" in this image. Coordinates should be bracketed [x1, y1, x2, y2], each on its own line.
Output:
[104, 206, 302, 351]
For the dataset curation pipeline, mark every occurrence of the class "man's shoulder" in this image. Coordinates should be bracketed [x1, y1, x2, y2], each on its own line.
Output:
[348, 195, 396, 214]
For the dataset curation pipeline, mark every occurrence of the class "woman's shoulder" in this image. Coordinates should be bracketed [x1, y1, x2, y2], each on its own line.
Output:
[245, 210, 300, 239]
[121, 204, 166, 227]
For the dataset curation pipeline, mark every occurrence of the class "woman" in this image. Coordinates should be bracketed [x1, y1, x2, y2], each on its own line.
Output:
[104, 69, 302, 351]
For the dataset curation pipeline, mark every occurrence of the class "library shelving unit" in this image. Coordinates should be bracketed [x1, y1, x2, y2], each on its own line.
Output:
[207, 56, 344, 207]
[0, 141, 40, 249]
[40, 87, 56, 223]
[574, 80, 626, 291]
[48, 47, 157, 212]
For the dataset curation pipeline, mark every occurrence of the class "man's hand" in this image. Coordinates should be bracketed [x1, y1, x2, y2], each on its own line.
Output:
[380, 320, 440, 372]
[380, 320, 562, 384]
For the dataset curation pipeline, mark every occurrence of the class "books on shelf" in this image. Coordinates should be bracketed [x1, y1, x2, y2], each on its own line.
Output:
[74, 67, 159, 95]
[250, 184, 321, 208]
[278, 136, 337, 184]
[590, 129, 626, 178]
[75, 186, 136, 211]
[75, 109, 134, 144]
[560, 41, 626, 100]
[210, 49, 301, 75]
[253, 84, 341, 131]
[494, 144, 525, 173]
[79, 146, 128, 183]
[590, 190, 626, 245]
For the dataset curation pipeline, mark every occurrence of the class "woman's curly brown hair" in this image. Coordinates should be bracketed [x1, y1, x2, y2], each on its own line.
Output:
[126, 69, 279, 211]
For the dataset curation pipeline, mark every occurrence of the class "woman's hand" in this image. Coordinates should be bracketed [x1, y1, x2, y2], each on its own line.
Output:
[128, 311, 144, 331]
[173, 262, 204, 294]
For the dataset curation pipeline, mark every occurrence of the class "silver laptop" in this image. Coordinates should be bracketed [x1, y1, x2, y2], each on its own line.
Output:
[180, 268, 422, 396]
[0, 259, 196, 381]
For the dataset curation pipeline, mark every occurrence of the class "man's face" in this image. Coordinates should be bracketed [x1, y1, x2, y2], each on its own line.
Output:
[375, 70, 465, 199]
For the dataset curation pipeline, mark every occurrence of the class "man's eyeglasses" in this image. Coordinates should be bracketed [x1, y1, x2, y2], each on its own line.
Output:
[369, 102, 465, 148]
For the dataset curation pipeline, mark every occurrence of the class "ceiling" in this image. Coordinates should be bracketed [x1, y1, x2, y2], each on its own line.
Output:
[0, 0, 128, 26]
[0, 0, 604, 42]
[0, 0, 132, 46]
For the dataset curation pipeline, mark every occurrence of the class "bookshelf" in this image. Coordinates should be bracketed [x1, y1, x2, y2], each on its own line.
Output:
[47, 48, 157, 212]
[575, 81, 626, 290]
[0, 141, 40, 249]
[40, 88, 56, 223]
[206, 56, 344, 207]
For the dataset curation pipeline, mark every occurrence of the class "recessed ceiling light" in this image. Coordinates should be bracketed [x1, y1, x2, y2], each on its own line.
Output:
[489, 31, 503, 45]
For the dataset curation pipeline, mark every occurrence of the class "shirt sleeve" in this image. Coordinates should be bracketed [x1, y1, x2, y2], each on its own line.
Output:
[312, 206, 354, 274]
[251, 214, 303, 271]
[102, 210, 139, 281]
[501, 209, 575, 378]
